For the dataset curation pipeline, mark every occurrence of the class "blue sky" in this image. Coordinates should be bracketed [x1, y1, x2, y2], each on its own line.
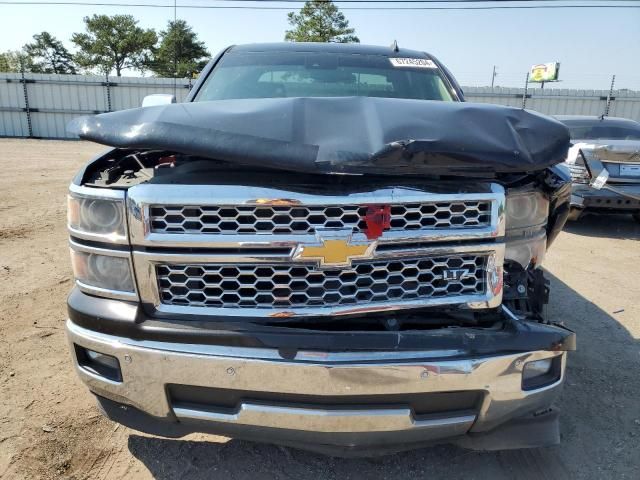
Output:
[1, 1, 639, 90]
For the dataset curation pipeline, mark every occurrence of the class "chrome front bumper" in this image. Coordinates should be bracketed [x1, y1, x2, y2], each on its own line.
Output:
[66, 320, 565, 451]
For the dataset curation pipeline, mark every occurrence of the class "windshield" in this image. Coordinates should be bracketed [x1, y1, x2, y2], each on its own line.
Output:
[563, 121, 640, 141]
[195, 52, 456, 102]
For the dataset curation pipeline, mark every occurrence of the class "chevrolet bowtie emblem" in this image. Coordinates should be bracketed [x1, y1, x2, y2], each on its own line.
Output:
[293, 231, 376, 268]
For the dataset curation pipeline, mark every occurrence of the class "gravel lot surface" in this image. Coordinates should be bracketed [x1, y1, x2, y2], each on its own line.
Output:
[1, 139, 639, 479]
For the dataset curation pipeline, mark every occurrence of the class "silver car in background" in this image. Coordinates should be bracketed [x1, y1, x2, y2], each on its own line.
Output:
[556, 115, 640, 222]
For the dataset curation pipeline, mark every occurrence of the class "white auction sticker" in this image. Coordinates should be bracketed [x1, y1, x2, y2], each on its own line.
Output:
[591, 169, 609, 189]
[389, 58, 437, 69]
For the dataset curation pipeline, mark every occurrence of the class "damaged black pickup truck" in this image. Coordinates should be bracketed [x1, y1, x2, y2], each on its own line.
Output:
[65, 43, 575, 455]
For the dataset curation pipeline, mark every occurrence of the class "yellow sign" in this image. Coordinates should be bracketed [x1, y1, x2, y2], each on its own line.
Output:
[296, 239, 373, 267]
[530, 62, 560, 83]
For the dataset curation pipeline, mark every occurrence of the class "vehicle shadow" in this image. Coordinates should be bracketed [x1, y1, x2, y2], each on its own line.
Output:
[126, 272, 639, 480]
[564, 213, 640, 240]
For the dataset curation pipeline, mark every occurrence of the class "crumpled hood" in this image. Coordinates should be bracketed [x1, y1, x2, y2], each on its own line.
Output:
[68, 96, 570, 176]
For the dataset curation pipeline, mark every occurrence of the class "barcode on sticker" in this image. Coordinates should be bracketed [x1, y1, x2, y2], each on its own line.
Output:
[389, 58, 437, 69]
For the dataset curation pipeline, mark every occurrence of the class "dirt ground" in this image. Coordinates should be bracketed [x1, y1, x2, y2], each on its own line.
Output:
[0, 138, 639, 480]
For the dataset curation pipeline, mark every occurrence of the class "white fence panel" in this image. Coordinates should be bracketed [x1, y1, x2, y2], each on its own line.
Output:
[0, 73, 29, 136]
[609, 91, 640, 120]
[463, 86, 638, 120]
[1, 73, 638, 139]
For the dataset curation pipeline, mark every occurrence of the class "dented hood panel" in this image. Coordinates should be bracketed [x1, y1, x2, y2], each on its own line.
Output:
[68, 97, 570, 176]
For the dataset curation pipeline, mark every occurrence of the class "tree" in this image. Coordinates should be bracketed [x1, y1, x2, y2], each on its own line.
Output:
[0, 50, 34, 73]
[72, 15, 157, 76]
[285, 0, 359, 43]
[0, 51, 22, 72]
[149, 20, 209, 78]
[24, 32, 77, 74]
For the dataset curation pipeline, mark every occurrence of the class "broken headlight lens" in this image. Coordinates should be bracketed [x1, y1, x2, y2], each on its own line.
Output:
[505, 191, 549, 232]
[70, 248, 135, 294]
[505, 191, 549, 268]
[505, 231, 546, 268]
[68, 191, 127, 243]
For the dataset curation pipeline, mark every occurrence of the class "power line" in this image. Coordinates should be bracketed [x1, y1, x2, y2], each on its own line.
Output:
[2, 1, 639, 8]
[125, 0, 640, 2]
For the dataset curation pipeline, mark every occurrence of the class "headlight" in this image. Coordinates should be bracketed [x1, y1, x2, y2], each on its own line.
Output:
[505, 191, 549, 232]
[505, 191, 549, 268]
[505, 231, 546, 268]
[68, 189, 127, 243]
[70, 247, 135, 295]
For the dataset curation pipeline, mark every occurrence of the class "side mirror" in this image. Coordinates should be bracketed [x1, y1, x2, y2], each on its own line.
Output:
[141, 94, 176, 108]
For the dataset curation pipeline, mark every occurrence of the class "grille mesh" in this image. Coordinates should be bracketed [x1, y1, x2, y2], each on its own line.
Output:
[149, 201, 492, 235]
[157, 254, 486, 309]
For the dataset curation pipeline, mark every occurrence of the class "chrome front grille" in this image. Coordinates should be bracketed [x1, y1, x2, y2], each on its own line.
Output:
[157, 254, 486, 309]
[127, 184, 506, 316]
[149, 201, 492, 235]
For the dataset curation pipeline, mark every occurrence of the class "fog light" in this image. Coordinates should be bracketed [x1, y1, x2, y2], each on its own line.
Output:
[522, 357, 561, 391]
[75, 345, 122, 382]
[86, 350, 120, 370]
[523, 358, 552, 380]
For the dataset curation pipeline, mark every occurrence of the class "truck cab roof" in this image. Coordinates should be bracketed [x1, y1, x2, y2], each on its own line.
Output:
[227, 42, 435, 60]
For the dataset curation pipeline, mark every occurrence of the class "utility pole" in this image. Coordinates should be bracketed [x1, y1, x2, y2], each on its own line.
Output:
[491, 65, 497, 89]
